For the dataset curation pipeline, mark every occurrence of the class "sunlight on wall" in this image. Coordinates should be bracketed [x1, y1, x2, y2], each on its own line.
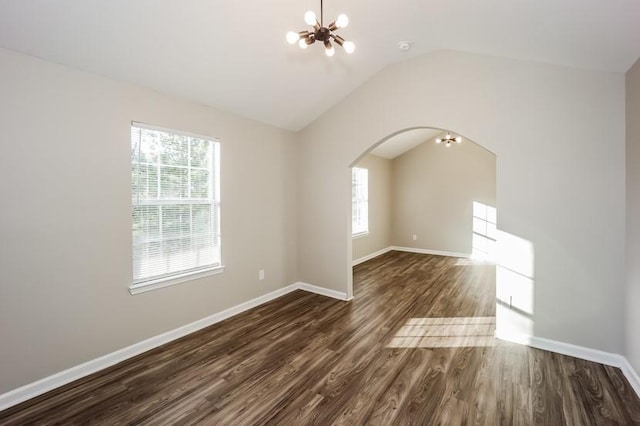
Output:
[495, 230, 535, 343]
[472, 201, 497, 261]
[387, 317, 496, 348]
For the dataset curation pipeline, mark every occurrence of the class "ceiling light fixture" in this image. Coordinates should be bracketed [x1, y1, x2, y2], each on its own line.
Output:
[286, 0, 355, 56]
[397, 41, 413, 51]
[435, 132, 462, 148]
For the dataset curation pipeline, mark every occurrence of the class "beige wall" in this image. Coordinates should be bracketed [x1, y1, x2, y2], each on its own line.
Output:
[626, 58, 640, 372]
[352, 154, 392, 262]
[299, 51, 626, 353]
[391, 136, 496, 254]
[0, 45, 634, 398]
[0, 48, 298, 393]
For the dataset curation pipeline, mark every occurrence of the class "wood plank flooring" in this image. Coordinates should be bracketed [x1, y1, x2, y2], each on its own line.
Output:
[2, 251, 640, 425]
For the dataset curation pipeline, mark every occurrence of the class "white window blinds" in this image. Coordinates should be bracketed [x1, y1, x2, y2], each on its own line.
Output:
[352, 167, 369, 236]
[131, 123, 221, 286]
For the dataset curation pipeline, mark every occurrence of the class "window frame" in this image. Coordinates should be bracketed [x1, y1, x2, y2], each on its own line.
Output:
[352, 166, 369, 238]
[129, 122, 224, 295]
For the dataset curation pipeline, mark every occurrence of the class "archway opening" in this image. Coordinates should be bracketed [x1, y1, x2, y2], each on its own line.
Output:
[349, 126, 504, 343]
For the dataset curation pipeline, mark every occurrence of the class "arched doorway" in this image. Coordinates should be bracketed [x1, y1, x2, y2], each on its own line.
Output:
[348, 126, 499, 325]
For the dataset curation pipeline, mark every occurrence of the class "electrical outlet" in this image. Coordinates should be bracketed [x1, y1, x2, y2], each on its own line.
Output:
[412, 234, 417, 241]
[259, 270, 265, 280]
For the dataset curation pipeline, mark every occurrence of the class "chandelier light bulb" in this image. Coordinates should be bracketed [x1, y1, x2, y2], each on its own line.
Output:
[324, 39, 335, 57]
[298, 39, 308, 49]
[336, 13, 349, 28]
[304, 10, 317, 25]
[286, 31, 300, 44]
[435, 138, 442, 144]
[343, 41, 355, 54]
[446, 142, 451, 147]
[456, 136, 462, 143]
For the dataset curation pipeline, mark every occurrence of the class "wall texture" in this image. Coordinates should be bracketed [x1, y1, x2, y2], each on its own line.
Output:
[352, 154, 392, 261]
[0, 45, 632, 398]
[0, 48, 298, 393]
[626, 58, 640, 372]
[299, 51, 626, 353]
[391, 135, 496, 254]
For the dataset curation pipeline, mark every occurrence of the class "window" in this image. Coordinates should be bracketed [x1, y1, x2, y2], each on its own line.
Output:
[130, 122, 222, 293]
[472, 201, 497, 261]
[352, 167, 369, 236]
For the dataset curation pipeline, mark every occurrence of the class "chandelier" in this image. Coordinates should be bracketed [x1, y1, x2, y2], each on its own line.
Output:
[286, 0, 355, 56]
[435, 132, 462, 147]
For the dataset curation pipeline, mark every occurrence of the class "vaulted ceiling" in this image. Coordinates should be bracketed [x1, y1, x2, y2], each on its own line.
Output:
[371, 129, 443, 159]
[1, 0, 638, 131]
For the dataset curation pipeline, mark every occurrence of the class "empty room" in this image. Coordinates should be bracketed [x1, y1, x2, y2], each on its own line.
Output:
[1, 1, 640, 424]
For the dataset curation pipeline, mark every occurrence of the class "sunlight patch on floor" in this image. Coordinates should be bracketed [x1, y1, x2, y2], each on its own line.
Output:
[387, 316, 496, 348]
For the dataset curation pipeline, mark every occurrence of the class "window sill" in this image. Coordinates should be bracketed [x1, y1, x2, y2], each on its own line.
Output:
[352, 231, 369, 239]
[129, 266, 225, 295]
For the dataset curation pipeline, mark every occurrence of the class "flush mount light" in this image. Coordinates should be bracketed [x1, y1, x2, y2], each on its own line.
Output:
[286, 0, 355, 56]
[435, 132, 462, 147]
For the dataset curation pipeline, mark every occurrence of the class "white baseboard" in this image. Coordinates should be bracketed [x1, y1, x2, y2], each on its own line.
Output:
[352, 246, 470, 267]
[295, 281, 352, 301]
[0, 281, 349, 412]
[390, 246, 470, 259]
[496, 330, 640, 398]
[619, 358, 640, 397]
[6, 278, 637, 411]
[529, 336, 624, 368]
[352, 247, 393, 266]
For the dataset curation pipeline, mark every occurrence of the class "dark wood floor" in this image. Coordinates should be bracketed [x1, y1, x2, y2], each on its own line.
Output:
[2, 251, 640, 425]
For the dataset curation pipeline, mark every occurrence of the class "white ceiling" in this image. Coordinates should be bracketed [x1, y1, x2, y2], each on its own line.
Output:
[371, 129, 442, 159]
[0, 0, 638, 131]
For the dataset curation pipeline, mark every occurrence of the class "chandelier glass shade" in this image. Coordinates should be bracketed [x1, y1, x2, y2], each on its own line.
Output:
[286, 0, 355, 56]
[435, 132, 462, 147]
